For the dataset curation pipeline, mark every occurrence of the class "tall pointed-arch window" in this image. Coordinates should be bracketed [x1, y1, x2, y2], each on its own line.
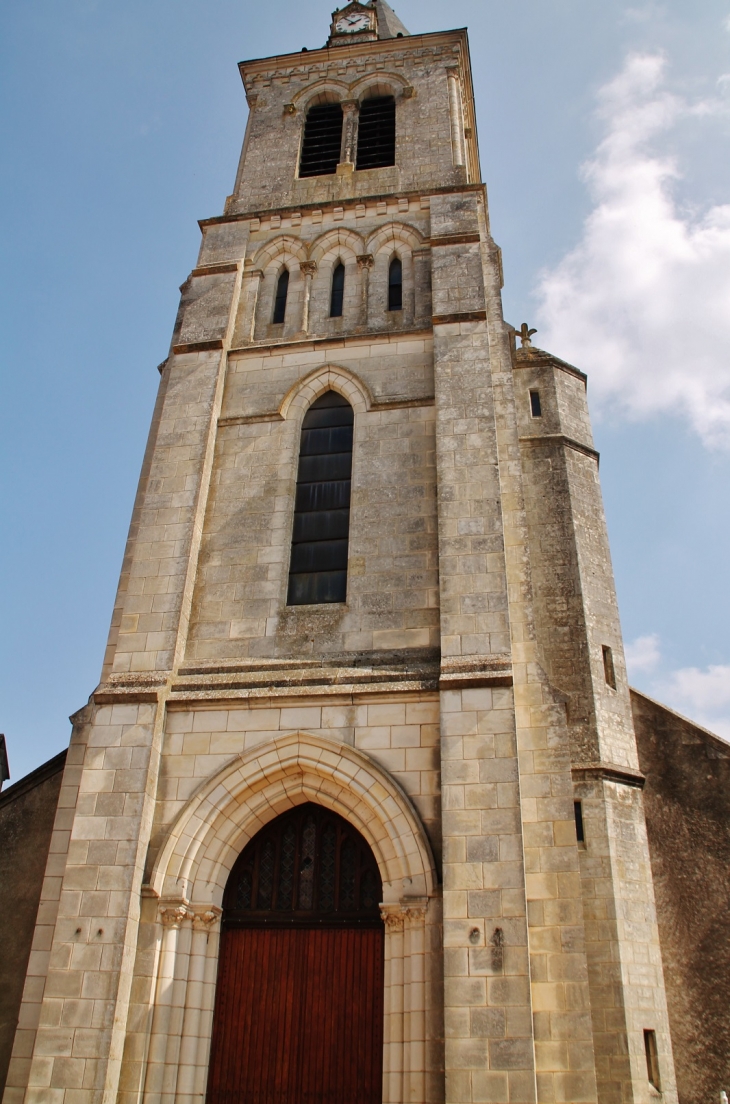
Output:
[273, 268, 289, 324]
[288, 391, 353, 605]
[356, 96, 396, 170]
[330, 262, 345, 317]
[388, 256, 403, 311]
[299, 102, 344, 178]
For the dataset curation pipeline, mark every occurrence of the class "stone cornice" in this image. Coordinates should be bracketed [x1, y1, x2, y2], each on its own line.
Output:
[238, 28, 469, 81]
[199, 183, 487, 230]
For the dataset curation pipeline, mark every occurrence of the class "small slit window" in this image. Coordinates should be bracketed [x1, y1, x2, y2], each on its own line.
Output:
[602, 645, 616, 690]
[530, 390, 542, 417]
[643, 1030, 661, 1091]
[574, 801, 585, 844]
[288, 391, 353, 606]
[272, 269, 289, 324]
[388, 257, 403, 312]
[330, 262, 345, 318]
[356, 95, 396, 170]
[299, 102, 344, 178]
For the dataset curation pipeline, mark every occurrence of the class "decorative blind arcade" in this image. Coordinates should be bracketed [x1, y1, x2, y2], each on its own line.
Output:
[222, 803, 383, 927]
[287, 391, 353, 606]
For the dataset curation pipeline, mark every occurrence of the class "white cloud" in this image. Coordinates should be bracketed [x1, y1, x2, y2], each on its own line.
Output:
[625, 632, 661, 675]
[536, 53, 730, 449]
[656, 663, 730, 741]
[625, 632, 730, 740]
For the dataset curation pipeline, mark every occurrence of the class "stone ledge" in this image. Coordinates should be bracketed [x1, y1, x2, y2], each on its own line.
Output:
[432, 310, 487, 326]
[439, 655, 513, 690]
[519, 433, 600, 465]
[228, 326, 433, 359]
[171, 339, 224, 355]
[571, 763, 646, 788]
[430, 233, 481, 247]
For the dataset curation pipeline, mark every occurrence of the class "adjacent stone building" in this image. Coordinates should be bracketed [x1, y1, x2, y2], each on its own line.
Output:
[2, 5, 728, 1104]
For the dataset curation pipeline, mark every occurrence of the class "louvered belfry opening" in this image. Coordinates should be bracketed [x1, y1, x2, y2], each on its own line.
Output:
[287, 390, 353, 606]
[299, 102, 344, 177]
[356, 95, 396, 170]
[206, 804, 385, 1104]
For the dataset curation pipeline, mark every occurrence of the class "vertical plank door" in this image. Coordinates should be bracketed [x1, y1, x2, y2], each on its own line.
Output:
[206, 925, 384, 1104]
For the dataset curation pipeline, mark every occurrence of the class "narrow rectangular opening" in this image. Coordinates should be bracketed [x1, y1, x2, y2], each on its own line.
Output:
[529, 390, 542, 417]
[644, 1030, 661, 1091]
[574, 800, 585, 844]
[602, 645, 616, 689]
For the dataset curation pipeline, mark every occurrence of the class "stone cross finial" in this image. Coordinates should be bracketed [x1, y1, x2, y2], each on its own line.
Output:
[517, 323, 537, 348]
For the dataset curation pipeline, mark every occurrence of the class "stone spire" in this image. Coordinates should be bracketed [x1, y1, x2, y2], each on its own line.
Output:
[373, 0, 410, 39]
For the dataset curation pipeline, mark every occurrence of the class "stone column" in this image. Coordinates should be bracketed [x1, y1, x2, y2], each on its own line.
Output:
[299, 260, 317, 334]
[239, 266, 264, 343]
[381, 906, 405, 1104]
[144, 905, 191, 1104]
[174, 908, 221, 1104]
[339, 99, 359, 167]
[446, 67, 465, 168]
[357, 253, 374, 330]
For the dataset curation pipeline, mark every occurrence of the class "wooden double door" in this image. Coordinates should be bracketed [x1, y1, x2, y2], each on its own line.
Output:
[206, 805, 385, 1104]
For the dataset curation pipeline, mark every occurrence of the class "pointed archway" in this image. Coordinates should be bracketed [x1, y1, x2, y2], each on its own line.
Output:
[206, 803, 384, 1104]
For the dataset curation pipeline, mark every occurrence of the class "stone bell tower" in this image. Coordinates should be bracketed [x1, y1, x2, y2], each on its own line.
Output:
[4, 4, 678, 1104]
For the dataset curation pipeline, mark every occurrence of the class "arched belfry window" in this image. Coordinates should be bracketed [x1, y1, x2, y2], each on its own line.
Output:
[299, 102, 344, 177]
[272, 268, 289, 324]
[330, 261, 345, 317]
[388, 256, 403, 311]
[288, 391, 353, 605]
[356, 95, 396, 170]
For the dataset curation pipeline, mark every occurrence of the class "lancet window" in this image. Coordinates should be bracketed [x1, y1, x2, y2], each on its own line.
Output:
[272, 268, 289, 324]
[287, 390, 353, 605]
[388, 256, 403, 311]
[330, 262, 345, 317]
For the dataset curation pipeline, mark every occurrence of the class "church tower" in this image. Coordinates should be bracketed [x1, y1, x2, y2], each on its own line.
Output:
[4, 5, 678, 1104]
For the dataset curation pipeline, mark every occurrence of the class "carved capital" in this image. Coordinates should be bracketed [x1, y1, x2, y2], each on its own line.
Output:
[283, 102, 296, 116]
[300, 261, 318, 277]
[160, 905, 190, 929]
[380, 905, 404, 932]
[357, 253, 374, 270]
[192, 906, 222, 931]
[341, 99, 359, 114]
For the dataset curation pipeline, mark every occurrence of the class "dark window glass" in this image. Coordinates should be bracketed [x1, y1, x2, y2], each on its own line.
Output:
[388, 257, 403, 311]
[222, 803, 383, 928]
[273, 268, 289, 324]
[299, 102, 344, 177]
[330, 262, 345, 317]
[530, 390, 542, 417]
[644, 1031, 661, 1091]
[356, 96, 396, 170]
[574, 801, 585, 844]
[602, 645, 616, 689]
[288, 391, 353, 605]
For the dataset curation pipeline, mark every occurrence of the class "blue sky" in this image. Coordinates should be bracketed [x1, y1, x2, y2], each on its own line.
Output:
[1, 0, 729, 782]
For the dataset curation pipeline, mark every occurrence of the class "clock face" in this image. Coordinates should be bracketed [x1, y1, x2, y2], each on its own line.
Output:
[335, 12, 372, 33]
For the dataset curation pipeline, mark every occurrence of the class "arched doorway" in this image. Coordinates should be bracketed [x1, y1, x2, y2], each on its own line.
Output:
[206, 802, 385, 1104]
